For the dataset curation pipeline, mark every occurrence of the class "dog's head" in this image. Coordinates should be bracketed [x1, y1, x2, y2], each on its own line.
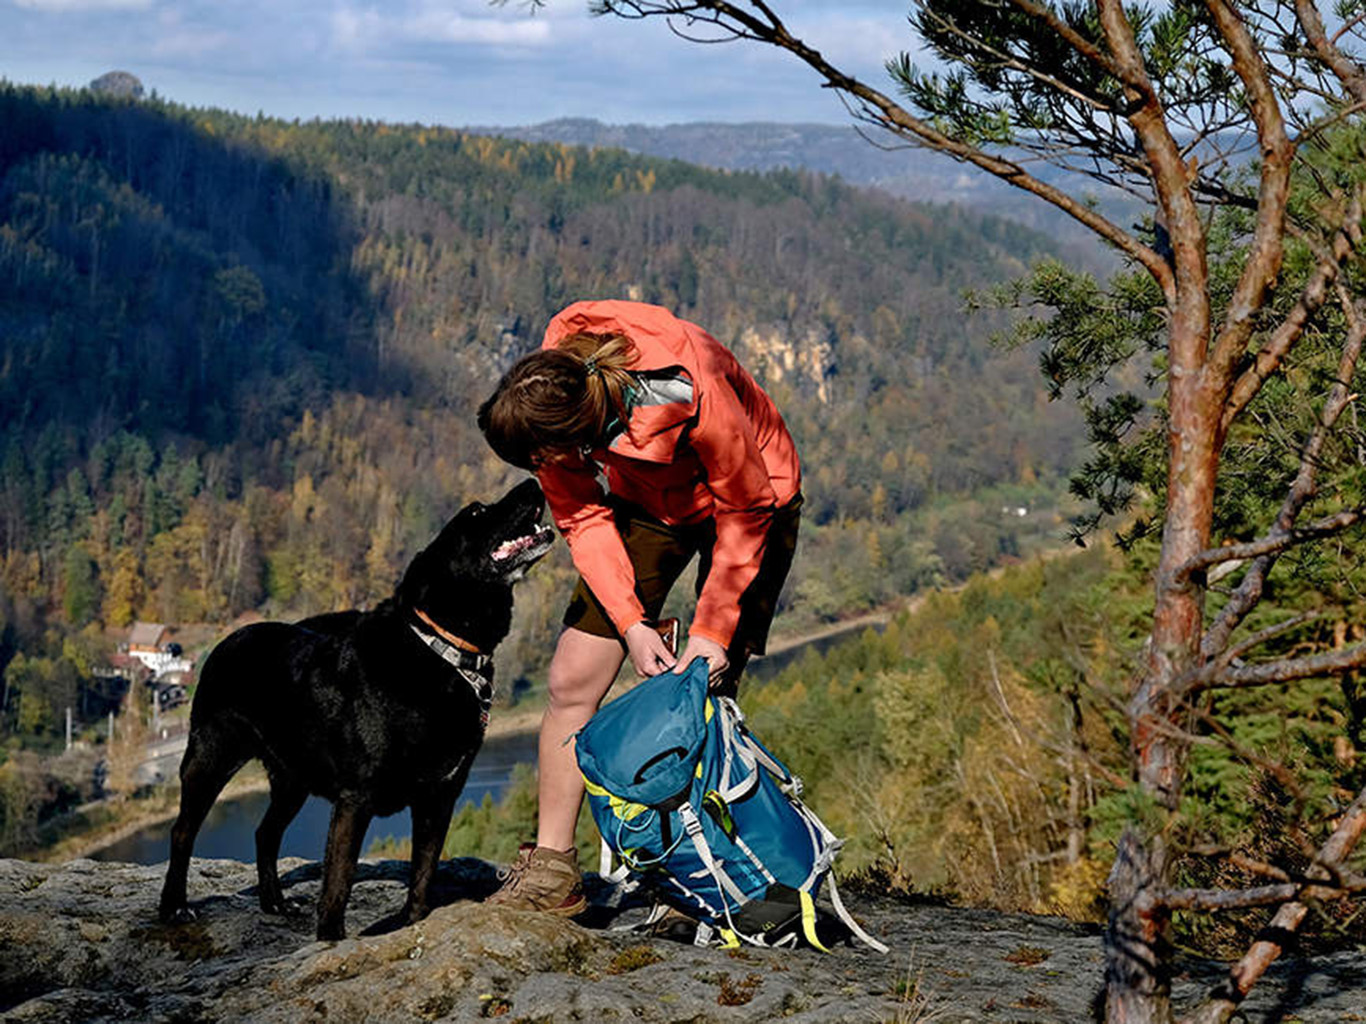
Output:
[397, 479, 555, 650]
[440, 478, 556, 583]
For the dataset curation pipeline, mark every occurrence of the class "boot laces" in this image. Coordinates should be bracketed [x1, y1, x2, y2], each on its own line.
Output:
[495, 848, 533, 890]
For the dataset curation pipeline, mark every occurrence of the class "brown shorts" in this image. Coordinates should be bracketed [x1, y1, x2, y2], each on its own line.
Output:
[562, 493, 803, 664]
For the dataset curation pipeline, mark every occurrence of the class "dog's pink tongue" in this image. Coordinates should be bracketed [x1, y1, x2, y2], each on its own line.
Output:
[492, 535, 532, 561]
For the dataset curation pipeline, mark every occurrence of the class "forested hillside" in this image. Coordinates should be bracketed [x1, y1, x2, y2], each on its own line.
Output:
[473, 117, 1130, 259]
[0, 82, 1080, 774]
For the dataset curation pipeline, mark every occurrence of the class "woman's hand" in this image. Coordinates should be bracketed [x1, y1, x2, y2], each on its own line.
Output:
[624, 621, 678, 678]
[679, 634, 729, 688]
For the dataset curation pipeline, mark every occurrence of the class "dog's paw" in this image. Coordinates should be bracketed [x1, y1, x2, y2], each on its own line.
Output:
[401, 901, 431, 925]
[159, 906, 197, 925]
[261, 896, 306, 917]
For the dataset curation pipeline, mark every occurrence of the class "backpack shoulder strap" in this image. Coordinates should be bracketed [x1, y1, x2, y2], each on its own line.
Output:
[825, 872, 890, 954]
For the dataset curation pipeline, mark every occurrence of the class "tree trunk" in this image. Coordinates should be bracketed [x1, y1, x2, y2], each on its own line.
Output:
[1106, 306, 1219, 1021]
[1065, 686, 1085, 866]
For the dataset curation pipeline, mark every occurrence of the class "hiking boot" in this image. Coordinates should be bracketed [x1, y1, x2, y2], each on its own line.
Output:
[485, 842, 587, 916]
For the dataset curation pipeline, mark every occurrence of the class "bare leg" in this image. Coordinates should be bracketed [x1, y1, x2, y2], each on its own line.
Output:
[535, 628, 625, 851]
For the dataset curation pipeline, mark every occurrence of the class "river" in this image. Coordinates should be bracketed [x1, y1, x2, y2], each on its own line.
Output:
[90, 730, 540, 865]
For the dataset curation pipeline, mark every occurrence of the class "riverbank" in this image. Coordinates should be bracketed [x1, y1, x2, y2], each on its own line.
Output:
[33, 763, 271, 865]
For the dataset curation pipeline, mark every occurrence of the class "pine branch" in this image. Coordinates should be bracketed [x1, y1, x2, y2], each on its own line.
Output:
[916, 4, 1120, 112]
[1205, 0, 1297, 393]
[1206, 641, 1366, 688]
[1179, 507, 1366, 581]
[1203, 284, 1366, 658]
[1220, 609, 1326, 664]
[1295, 0, 1366, 106]
[1096, 0, 1204, 310]
[1220, 189, 1366, 433]
[1163, 875, 1366, 911]
[1183, 784, 1366, 1024]
[1187, 846, 1292, 883]
[1003, 0, 1120, 78]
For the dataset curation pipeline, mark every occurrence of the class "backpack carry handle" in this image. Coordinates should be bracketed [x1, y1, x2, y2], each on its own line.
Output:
[633, 745, 690, 785]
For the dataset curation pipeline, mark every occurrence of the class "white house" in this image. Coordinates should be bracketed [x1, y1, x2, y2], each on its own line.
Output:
[126, 622, 193, 677]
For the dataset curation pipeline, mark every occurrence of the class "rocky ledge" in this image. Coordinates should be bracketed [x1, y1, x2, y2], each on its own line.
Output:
[1, 857, 1362, 1022]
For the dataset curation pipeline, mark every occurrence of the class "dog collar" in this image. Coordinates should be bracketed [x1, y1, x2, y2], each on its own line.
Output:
[409, 621, 494, 730]
[414, 608, 485, 654]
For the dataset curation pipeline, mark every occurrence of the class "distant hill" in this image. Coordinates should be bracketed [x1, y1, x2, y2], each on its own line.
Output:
[467, 118, 1128, 263]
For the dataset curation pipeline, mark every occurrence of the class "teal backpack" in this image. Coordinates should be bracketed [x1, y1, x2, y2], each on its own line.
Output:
[576, 658, 887, 952]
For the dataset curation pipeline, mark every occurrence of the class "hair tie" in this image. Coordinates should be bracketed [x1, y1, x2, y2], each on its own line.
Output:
[582, 355, 601, 378]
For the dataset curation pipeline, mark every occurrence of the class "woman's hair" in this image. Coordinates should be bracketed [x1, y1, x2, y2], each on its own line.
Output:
[478, 331, 637, 469]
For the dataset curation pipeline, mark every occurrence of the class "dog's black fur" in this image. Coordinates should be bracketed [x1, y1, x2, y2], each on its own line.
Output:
[158, 479, 554, 940]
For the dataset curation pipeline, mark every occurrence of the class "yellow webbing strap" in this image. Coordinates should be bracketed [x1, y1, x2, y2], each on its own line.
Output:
[718, 928, 741, 949]
[799, 891, 832, 953]
[582, 776, 609, 796]
[581, 775, 648, 821]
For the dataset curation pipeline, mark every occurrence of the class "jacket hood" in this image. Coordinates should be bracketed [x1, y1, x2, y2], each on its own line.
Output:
[543, 300, 700, 464]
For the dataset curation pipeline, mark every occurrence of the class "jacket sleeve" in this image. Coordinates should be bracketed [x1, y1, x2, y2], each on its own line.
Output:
[687, 376, 779, 650]
[536, 460, 646, 636]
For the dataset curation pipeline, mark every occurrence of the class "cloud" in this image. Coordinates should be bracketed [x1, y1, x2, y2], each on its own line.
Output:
[12, 0, 155, 11]
[408, 12, 553, 46]
[331, 4, 557, 54]
[150, 28, 235, 59]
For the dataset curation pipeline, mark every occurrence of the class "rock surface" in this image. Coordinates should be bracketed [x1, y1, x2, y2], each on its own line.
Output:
[1, 856, 1362, 1022]
[88, 71, 145, 100]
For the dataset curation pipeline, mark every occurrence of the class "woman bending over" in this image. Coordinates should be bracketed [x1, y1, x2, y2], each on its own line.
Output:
[478, 299, 801, 914]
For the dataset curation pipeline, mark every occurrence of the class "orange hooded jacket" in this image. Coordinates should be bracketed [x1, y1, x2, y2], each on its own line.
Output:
[536, 300, 801, 649]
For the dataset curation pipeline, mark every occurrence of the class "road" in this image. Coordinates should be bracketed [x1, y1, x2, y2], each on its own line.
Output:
[135, 722, 190, 786]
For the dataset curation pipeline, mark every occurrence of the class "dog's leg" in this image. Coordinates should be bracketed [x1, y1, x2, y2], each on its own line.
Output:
[255, 773, 309, 915]
[159, 730, 246, 923]
[316, 798, 371, 941]
[403, 783, 462, 924]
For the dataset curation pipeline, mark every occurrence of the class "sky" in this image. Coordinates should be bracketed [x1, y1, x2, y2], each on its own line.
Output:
[0, 1, 919, 127]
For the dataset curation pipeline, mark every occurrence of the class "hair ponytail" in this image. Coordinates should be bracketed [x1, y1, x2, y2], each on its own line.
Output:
[555, 331, 636, 431]
[478, 331, 638, 470]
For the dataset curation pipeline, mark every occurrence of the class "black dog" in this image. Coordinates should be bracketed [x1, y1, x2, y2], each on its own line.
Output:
[158, 479, 554, 940]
